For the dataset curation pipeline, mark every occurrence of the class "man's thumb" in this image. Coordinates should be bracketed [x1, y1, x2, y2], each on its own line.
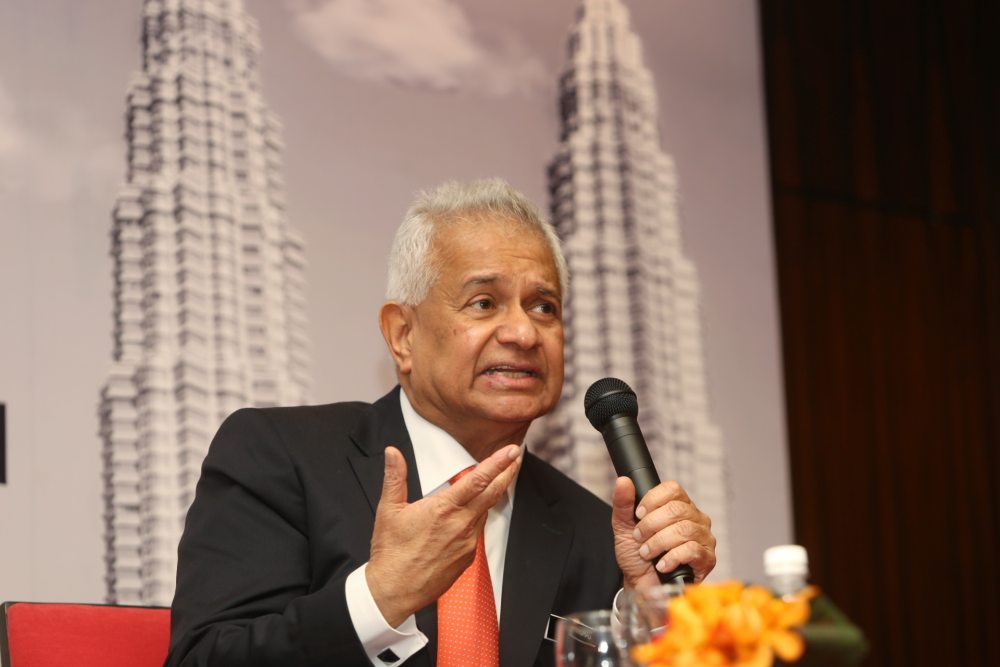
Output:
[611, 476, 637, 534]
[379, 446, 408, 507]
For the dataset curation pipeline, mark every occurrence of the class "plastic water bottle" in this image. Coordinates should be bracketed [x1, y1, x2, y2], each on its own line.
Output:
[764, 544, 809, 598]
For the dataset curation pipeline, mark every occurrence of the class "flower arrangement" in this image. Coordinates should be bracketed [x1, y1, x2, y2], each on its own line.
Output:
[630, 581, 818, 667]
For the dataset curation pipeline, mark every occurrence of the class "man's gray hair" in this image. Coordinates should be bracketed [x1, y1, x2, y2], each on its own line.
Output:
[386, 178, 569, 305]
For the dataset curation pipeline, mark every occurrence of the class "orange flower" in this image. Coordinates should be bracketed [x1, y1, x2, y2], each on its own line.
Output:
[631, 582, 818, 667]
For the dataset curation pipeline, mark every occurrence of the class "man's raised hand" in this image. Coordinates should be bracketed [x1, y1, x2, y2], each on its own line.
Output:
[366, 444, 521, 627]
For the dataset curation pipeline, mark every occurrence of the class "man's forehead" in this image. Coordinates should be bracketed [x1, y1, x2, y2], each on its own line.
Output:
[432, 219, 557, 272]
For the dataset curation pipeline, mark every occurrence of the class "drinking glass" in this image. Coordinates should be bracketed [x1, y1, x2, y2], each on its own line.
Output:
[555, 609, 624, 667]
[615, 581, 685, 664]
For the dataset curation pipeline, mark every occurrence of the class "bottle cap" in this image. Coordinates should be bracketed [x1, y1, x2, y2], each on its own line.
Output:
[764, 544, 809, 578]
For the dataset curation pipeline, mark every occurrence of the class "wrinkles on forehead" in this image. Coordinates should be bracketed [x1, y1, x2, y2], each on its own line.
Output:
[427, 215, 550, 278]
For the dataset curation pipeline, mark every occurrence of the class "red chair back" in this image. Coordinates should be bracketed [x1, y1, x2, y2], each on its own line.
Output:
[0, 601, 169, 667]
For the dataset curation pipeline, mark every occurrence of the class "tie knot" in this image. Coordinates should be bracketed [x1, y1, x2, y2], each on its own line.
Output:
[449, 465, 476, 486]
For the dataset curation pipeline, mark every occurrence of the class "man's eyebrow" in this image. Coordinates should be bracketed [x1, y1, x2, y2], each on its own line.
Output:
[462, 274, 561, 301]
[537, 286, 562, 302]
[463, 274, 499, 288]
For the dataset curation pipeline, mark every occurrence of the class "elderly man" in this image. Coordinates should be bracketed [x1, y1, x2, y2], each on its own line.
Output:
[166, 179, 716, 666]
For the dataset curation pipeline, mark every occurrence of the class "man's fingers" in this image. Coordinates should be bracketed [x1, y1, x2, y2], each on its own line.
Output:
[652, 540, 717, 582]
[465, 451, 521, 514]
[449, 445, 521, 507]
[633, 500, 707, 542]
[377, 446, 409, 510]
[634, 479, 691, 519]
[635, 517, 715, 563]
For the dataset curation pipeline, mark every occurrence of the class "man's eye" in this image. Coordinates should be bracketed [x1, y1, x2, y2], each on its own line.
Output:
[534, 302, 558, 316]
[470, 298, 494, 310]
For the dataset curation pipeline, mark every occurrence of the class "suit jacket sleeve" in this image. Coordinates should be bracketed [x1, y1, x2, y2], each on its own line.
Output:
[164, 407, 370, 666]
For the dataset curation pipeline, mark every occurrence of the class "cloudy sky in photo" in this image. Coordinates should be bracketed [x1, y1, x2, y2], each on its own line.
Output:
[285, 0, 547, 95]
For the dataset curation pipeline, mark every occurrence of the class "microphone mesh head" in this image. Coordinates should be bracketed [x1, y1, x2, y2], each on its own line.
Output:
[584, 377, 638, 429]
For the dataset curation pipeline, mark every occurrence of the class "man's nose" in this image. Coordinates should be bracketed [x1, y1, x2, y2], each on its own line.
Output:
[496, 306, 539, 349]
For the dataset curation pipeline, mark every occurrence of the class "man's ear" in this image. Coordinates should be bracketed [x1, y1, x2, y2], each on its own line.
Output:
[379, 301, 415, 375]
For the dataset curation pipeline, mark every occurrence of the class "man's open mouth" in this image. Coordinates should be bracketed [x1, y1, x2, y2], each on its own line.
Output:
[483, 366, 538, 378]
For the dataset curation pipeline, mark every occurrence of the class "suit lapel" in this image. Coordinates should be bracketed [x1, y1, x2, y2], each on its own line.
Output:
[499, 454, 574, 667]
[346, 387, 437, 664]
[347, 386, 423, 511]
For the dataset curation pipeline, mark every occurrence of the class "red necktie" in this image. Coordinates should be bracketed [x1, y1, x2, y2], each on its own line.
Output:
[437, 467, 500, 667]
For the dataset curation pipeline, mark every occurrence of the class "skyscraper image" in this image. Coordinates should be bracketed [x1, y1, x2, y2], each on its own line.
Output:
[539, 0, 731, 575]
[99, 0, 310, 605]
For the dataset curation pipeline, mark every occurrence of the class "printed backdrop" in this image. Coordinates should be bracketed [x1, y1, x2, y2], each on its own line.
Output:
[0, 0, 790, 603]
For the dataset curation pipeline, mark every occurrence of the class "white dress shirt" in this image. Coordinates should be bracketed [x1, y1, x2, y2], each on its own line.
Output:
[344, 390, 522, 666]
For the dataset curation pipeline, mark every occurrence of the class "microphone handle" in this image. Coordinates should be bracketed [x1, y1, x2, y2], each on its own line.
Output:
[603, 416, 695, 585]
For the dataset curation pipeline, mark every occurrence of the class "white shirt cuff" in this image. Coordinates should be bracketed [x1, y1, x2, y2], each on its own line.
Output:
[611, 587, 625, 630]
[345, 563, 428, 665]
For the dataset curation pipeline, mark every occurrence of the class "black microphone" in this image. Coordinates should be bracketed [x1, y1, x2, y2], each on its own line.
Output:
[584, 377, 695, 585]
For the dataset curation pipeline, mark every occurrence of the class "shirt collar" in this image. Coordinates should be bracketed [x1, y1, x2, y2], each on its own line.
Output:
[398, 389, 524, 499]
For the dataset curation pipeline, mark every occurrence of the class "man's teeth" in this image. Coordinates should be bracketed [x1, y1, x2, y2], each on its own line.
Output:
[485, 367, 536, 377]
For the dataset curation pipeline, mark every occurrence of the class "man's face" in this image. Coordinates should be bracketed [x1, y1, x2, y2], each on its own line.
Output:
[399, 218, 564, 445]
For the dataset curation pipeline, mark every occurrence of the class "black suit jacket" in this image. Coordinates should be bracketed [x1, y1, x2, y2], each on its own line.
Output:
[166, 388, 621, 666]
